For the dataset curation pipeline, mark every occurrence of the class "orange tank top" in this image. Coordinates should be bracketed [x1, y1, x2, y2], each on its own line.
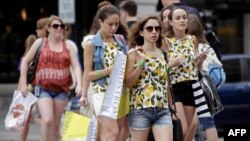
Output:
[34, 38, 72, 93]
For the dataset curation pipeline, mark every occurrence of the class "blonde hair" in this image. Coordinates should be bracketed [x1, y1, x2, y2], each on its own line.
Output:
[24, 34, 37, 56]
[36, 17, 48, 29]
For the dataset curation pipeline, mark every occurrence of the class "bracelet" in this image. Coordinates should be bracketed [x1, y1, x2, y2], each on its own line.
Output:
[138, 60, 145, 69]
[166, 66, 172, 73]
[97, 70, 103, 78]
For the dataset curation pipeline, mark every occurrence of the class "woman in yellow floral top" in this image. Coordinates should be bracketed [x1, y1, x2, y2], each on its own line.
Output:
[125, 15, 173, 141]
[82, 5, 129, 141]
[166, 6, 207, 141]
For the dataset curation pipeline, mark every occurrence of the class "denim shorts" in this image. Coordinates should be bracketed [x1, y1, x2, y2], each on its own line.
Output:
[128, 107, 173, 130]
[34, 85, 68, 101]
[199, 116, 215, 130]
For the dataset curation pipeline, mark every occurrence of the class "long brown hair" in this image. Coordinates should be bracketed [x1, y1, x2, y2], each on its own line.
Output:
[187, 14, 208, 44]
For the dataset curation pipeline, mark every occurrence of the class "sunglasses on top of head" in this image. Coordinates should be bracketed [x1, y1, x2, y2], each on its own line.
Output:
[144, 26, 161, 33]
[51, 24, 65, 29]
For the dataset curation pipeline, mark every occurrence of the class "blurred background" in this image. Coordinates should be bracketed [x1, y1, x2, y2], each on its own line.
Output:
[0, 0, 250, 83]
[0, 0, 250, 140]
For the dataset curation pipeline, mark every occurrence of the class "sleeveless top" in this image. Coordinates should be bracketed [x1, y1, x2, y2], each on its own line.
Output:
[130, 53, 169, 110]
[167, 35, 198, 84]
[35, 38, 72, 93]
[93, 42, 123, 93]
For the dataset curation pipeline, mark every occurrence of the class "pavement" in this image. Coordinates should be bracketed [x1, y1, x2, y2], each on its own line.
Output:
[0, 84, 223, 141]
[0, 84, 41, 141]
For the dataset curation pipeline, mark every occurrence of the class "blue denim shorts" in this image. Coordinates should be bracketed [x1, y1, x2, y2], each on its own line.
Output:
[199, 116, 215, 130]
[34, 85, 68, 101]
[128, 107, 173, 130]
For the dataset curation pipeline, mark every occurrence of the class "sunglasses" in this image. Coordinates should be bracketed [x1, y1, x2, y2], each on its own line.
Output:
[144, 26, 161, 33]
[51, 24, 65, 29]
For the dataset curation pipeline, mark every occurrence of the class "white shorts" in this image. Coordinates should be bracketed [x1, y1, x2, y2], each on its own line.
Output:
[92, 92, 105, 116]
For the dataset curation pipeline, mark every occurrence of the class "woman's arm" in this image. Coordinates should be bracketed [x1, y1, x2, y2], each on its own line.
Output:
[84, 41, 111, 82]
[19, 38, 43, 95]
[67, 41, 82, 95]
[124, 52, 144, 89]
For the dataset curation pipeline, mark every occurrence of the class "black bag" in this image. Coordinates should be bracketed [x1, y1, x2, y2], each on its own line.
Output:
[205, 30, 222, 61]
[27, 39, 44, 84]
[199, 70, 224, 115]
[170, 108, 184, 141]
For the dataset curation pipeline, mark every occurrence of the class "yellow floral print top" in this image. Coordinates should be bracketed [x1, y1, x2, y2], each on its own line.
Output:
[130, 53, 169, 109]
[167, 35, 198, 84]
[93, 42, 123, 93]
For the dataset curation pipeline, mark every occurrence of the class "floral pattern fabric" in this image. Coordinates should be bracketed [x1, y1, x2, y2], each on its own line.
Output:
[93, 42, 123, 93]
[130, 54, 169, 110]
[167, 35, 199, 84]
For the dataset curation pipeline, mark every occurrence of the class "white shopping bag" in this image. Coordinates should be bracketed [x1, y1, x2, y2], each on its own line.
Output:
[101, 54, 129, 119]
[5, 90, 38, 132]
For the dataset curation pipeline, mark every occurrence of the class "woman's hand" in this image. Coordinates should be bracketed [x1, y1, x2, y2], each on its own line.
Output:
[169, 54, 184, 68]
[196, 52, 207, 66]
[20, 83, 28, 97]
[79, 95, 88, 107]
[75, 84, 82, 96]
[135, 46, 147, 60]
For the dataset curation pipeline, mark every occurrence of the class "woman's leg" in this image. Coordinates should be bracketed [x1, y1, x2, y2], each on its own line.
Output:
[183, 106, 197, 141]
[37, 97, 54, 141]
[118, 116, 130, 141]
[53, 99, 68, 140]
[175, 102, 188, 137]
[152, 125, 172, 141]
[99, 116, 119, 141]
[19, 117, 30, 141]
[130, 128, 150, 141]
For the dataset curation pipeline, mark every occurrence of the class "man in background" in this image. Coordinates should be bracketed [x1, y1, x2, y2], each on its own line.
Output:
[119, 0, 138, 28]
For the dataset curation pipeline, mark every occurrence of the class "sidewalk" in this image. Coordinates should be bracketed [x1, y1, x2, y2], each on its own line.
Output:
[0, 83, 41, 141]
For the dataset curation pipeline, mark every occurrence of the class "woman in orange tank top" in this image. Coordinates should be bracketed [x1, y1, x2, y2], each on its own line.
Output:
[19, 15, 82, 141]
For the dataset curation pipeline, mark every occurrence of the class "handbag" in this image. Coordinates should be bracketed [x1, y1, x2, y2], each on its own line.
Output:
[162, 51, 184, 141]
[199, 70, 224, 115]
[27, 39, 44, 84]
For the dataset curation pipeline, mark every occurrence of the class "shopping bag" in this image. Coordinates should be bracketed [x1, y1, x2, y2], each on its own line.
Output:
[5, 90, 38, 132]
[62, 111, 90, 141]
[86, 115, 98, 141]
[101, 54, 129, 119]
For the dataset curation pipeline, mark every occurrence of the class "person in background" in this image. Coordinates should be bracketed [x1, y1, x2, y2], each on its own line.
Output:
[65, 24, 82, 112]
[166, 6, 208, 141]
[188, 14, 220, 141]
[161, 0, 199, 16]
[119, 0, 138, 28]
[81, 4, 128, 141]
[36, 17, 48, 38]
[19, 17, 48, 141]
[18, 34, 37, 141]
[20, 15, 82, 141]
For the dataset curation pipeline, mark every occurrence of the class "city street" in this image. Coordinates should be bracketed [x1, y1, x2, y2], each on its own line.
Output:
[0, 84, 223, 141]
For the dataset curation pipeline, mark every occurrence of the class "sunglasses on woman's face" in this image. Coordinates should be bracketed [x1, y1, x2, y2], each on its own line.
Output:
[144, 26, 161, 33]
[51, 24, 65, 29]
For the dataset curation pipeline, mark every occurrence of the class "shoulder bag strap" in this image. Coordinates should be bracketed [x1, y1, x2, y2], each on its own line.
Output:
[162, 50, 178, 114]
